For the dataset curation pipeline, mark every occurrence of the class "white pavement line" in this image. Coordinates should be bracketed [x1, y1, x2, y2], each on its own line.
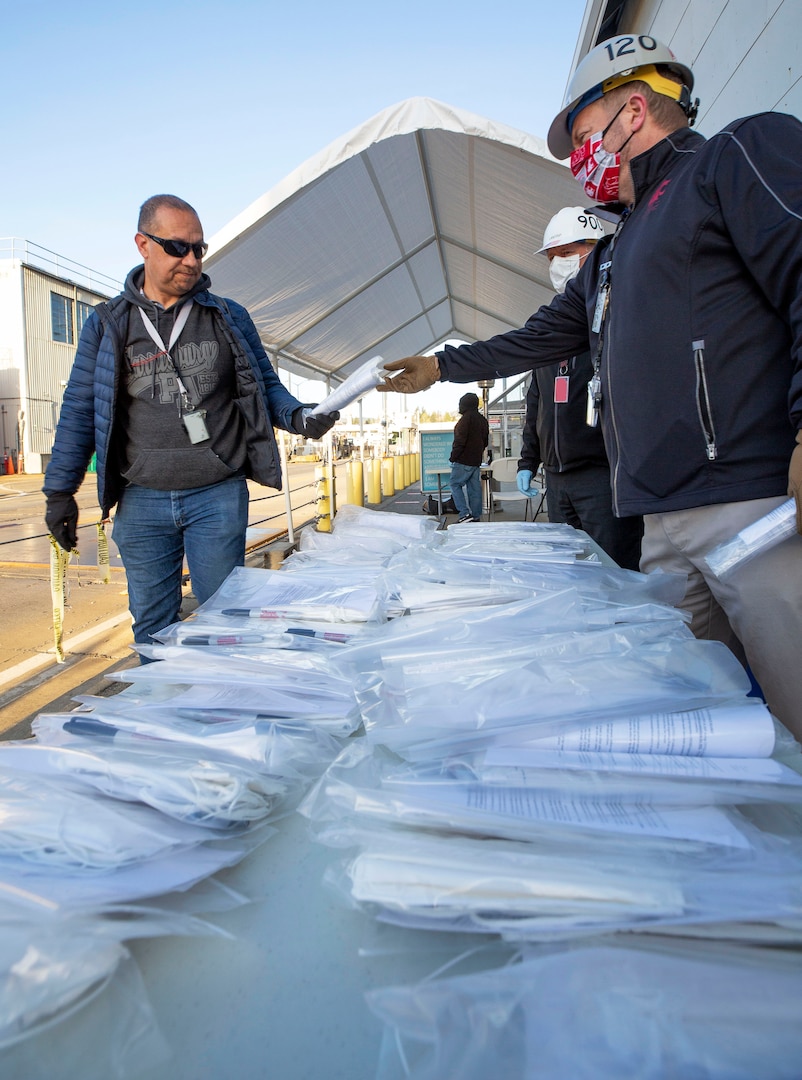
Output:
[0, 611, 132, 690]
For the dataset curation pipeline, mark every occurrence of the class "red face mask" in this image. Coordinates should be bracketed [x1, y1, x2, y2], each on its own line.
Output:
[569, 103, 631, 204]
[569, 132, 621, 202]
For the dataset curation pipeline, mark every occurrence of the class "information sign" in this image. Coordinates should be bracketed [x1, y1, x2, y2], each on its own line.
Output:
[419, 429, 453, 494]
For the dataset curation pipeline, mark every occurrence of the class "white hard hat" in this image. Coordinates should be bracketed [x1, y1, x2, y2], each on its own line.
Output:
[547, 34, 695, 159]
[536, 206, 606, 253]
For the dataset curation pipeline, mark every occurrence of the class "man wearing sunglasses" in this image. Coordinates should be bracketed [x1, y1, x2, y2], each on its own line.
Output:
[44, 193, 339, 651]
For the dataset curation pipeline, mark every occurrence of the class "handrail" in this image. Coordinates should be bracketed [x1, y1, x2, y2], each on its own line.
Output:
[0, 238, 121, 296]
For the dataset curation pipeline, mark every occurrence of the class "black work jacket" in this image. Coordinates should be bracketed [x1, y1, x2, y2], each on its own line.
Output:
[450, 408, 489, 467]
[439, 115, 802, 516]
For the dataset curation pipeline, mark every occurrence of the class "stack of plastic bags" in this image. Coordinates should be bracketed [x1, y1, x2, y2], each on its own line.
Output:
[5, 502, 802, 1077]
[0, 750, 266, 1073]
[0, 516, 412, 1067]
[285, 506, 802, 1076]
[300, 736, 802, 940]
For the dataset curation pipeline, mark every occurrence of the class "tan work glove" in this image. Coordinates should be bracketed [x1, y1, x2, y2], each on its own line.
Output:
[789, 428, 802, 534]
[377, 355, 440, 394]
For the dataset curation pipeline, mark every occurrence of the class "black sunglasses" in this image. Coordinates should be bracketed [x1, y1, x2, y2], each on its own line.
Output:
[141, 231, 208, 259]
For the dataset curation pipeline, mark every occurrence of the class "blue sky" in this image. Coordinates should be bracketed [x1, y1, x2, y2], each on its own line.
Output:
[2, 1, 588, 411]
[2, 0, 587, 283]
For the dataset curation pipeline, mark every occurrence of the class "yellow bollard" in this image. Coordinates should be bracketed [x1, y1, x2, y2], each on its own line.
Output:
[400, 454, 409, 490]
[315, 464, 331, 531]
[413, 452, 421, 483]
[346, 460, 364, 507]
[366, 458, 381, 503]
[381, 456, 395, 498]
[393, 454, 404, 492]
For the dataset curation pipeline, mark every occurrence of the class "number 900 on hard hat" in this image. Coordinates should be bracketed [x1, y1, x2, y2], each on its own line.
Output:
[535, 207, 606, 254]
[547, 35, 696, 160]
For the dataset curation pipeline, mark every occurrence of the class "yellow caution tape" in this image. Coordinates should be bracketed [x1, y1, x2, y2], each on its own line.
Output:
[49, 522, 111, 660]
[97, 521, 111, 584]
[49, 535, 73, 663]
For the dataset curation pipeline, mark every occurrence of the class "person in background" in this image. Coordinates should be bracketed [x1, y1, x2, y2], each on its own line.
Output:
[449, 392, 489, 523]
[517, 206, 643, 569]
[377, 36, 802, 738]
[44, 194, 339, 649]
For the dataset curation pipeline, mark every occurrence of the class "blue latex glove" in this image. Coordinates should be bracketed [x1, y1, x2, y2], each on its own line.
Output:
[517, 469, 534, 496]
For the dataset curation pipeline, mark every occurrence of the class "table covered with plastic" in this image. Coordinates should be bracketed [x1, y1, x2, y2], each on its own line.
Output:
[3, 505, 801, 1080]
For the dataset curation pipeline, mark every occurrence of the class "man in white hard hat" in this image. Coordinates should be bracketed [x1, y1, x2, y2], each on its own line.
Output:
[377, 34, 802, 737]
[517, 206, 642, 569]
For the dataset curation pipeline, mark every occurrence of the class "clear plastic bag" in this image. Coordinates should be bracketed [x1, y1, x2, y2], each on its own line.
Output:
[377, 574, 534, 618]
[0, 937, 170, 1077]
[314, 815, 802, 940]
[0, 768, 229, 870]
[354, 628, 754, 757]
[308, 355, 390, 417]
[368, 940, 802, 1079]
[387, 544, 688, 615]
[705, 498, 798, 579]
[0, 742, 296, 830]
[0, 828, 262, 913]
[0, 898, 238, 1069]
[34, 708, 344, 773]
[293, 526, 409, 563]
[196, 564, 383, 623]
[153, 613, 370, 650]
[331, 503, 440, 542]
[484, 701, 782, 758]
[300, 742, 802, 856]
[103, 653, 361, 728]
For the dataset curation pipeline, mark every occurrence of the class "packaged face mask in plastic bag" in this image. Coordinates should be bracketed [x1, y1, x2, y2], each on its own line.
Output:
[0, 742, 296, 830]
[331, 503, 440, 542]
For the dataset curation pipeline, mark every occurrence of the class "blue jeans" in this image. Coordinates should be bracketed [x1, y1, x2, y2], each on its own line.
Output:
[113, 475, 249, 646]
[450, 463, 483, 519]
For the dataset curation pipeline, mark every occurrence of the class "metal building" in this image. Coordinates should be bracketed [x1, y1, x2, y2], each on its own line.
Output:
[571, 0, 800, 128]
[0, 241, 118, 474]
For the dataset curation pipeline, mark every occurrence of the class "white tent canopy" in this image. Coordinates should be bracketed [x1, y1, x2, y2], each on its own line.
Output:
[205, 97, 580, 385]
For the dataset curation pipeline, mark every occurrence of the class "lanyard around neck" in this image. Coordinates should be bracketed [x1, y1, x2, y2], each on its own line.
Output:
[590, 213, 628, 376]
[138, 300, 195, 407]
[138, 299, 193, 360]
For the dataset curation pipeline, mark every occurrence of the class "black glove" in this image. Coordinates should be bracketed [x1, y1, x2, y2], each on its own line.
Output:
[291, 406, 340, 440]
[45, 492, 79, 551]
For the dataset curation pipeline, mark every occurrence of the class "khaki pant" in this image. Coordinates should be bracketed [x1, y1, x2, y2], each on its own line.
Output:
[641, 498, 802, 741]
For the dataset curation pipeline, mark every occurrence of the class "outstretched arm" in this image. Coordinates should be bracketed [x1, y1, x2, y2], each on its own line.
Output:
[377, 283, 591, 395]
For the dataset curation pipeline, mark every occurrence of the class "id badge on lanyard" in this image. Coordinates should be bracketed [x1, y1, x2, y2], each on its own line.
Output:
[586, 374, 602, 427]
[592, 281, 610, 334]
[587, 261, 611, 426]
[554, 362, 570, 404]
[138, 301, 210, 443]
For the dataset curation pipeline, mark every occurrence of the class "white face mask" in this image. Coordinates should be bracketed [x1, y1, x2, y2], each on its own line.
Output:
[548, 254, 581, 294]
